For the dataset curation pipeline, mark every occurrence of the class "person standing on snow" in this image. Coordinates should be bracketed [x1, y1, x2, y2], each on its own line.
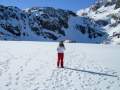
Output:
[57, 41, 65, 68]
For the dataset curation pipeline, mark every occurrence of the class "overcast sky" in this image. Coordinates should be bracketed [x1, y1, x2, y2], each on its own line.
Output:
[0, 0, 96, 11]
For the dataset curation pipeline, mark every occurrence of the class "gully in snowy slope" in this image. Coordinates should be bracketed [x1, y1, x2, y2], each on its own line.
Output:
[57, 41, 65, 68]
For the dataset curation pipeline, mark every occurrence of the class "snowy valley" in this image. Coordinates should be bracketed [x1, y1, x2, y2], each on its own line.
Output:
[0, 0, 120, 90]
[0, 41, 120, 90]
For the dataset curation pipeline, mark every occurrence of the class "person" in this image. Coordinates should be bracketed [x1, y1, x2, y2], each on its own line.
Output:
[57, 41, 65, 68]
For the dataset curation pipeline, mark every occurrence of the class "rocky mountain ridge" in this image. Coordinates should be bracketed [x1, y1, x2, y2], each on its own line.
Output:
[0, 5, 107, 43]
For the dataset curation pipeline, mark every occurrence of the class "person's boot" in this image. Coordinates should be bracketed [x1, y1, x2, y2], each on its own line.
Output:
[57, 62, 59, 68]
[61, 61, 64, 68]
[61, 64, 64, 68]
[61, 66, 64, 68]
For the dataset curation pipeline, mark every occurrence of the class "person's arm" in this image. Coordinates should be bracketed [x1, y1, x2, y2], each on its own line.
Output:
[64, 47, 66, 50]
[57, 47, 59, 52]
[63, 44, 65, 50]
[63, 45, 66, 50]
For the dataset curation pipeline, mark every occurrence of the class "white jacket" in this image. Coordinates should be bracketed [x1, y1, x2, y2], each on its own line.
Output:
[57, 46, 65, 53]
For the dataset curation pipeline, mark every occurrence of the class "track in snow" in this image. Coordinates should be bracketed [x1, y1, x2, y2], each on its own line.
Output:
[0, 42, 120, 90]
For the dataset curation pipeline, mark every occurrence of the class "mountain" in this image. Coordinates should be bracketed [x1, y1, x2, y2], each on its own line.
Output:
[0, 5, 107, 43]
[77, 0, 120, 44]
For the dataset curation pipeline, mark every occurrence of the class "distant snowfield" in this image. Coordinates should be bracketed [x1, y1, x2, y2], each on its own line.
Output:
[0, 41, 120, 90]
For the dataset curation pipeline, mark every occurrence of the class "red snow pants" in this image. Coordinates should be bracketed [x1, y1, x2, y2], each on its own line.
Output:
[57, 53, 64, 68]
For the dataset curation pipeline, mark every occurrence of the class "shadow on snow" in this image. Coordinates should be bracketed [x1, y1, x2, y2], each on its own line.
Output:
[64, 67, 118, 78]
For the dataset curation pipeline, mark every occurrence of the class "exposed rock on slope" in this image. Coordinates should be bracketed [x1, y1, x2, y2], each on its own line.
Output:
[0, 5, 107, 43]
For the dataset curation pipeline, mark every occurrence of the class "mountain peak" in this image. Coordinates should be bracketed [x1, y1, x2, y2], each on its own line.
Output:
[77, 0, 120, 44]
[0, 5, 108, 43]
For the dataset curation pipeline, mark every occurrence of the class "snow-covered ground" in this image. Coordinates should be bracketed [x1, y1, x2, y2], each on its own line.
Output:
[0, 41, 120, 90]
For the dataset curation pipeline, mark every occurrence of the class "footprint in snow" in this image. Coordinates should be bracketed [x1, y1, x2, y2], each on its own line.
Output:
[5, 81, 11, 87]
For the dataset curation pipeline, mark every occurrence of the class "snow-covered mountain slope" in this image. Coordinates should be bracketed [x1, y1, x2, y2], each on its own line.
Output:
[77, 0, 120, 44]
[0, 41, 120, 90]
[0, 5, 107, 43]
